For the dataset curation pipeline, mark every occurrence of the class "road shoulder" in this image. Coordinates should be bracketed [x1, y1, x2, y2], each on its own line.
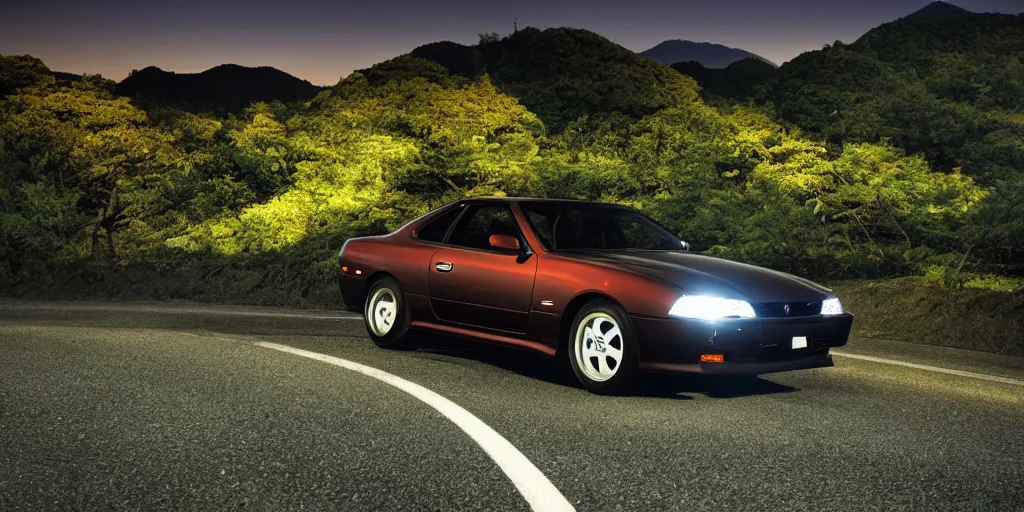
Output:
[840, 337, 1024, 383]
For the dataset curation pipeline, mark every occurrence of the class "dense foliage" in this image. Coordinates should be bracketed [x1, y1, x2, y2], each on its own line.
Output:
[0, 17, 1017, 303]
[757, 9, 1024, 278]
[412, 28, 702, 133]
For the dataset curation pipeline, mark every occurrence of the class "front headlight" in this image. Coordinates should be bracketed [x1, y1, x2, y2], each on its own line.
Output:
[821, 297, 844, 316]
[669, 295, 756, 321]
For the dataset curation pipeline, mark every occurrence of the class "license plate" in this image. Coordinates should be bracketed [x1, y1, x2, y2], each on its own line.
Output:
[792, 336, 808, 349]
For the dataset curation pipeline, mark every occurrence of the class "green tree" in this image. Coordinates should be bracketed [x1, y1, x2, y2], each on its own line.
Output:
[229, 103, 291, 199]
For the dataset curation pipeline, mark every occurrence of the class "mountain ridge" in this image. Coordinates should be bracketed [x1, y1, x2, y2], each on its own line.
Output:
[640, 40, 776, 68]
[407, 27, 702, 132]
[117, 63, 323, 112]
[671, 57, 777, 99]
[905, 1, 975, 20]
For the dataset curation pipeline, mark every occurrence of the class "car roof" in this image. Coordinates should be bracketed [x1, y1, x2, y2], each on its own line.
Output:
[460, 196, 627, 208]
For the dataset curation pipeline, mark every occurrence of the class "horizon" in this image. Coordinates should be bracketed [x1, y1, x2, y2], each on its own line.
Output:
[2, 0, 1022, 86]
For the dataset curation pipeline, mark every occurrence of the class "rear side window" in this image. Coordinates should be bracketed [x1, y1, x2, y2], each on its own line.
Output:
[448, 205, 520, 250]
[416, 207, 462, 243]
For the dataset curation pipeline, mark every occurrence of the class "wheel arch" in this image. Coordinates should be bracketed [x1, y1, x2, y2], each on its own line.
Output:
[362, 271, 399, 309]
[558, 292, 629, 355]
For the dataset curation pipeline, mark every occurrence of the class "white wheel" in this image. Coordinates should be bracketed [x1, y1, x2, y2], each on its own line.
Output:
[367, 287, 398, 337]
[363, 277, 416, 350]
[574, 312, 625, 383]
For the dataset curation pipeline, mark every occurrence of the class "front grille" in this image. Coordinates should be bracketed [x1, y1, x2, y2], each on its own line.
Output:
[754, 301, 822, 318]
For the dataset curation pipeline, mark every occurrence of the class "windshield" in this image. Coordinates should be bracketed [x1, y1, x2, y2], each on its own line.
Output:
[522, 202, 682, 251]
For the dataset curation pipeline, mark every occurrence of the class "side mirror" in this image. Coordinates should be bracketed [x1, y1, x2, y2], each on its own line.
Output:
[680, 240, 690, 252]
[489, 234, 520, 251]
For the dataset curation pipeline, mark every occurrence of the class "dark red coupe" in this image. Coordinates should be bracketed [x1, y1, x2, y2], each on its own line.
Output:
[338, 197, 853, 394]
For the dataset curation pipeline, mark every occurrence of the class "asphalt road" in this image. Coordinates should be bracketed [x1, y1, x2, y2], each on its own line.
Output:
[1, 301, 1022, 511]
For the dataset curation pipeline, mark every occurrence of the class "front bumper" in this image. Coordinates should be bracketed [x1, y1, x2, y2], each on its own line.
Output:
[632, 313, 853, 375]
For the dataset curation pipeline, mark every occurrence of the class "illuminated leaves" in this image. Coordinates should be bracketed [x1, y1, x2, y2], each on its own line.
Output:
[750, 140, 987, 258]
[0, 38, 1016, 284]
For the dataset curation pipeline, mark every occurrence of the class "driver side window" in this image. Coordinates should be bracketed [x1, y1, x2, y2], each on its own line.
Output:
[448, 205, 521, 250]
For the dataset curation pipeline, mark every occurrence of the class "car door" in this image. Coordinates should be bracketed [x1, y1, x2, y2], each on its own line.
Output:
[428, 204, 538, 333]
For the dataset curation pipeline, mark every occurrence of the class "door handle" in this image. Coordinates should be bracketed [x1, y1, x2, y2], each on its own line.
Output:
[435, 261, 453, 272]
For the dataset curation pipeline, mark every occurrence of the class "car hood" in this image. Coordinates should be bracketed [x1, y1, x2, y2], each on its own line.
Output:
[565, 251, 833, 303]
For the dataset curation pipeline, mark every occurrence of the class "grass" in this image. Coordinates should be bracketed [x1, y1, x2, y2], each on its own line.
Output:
[831, 277, 1024, 357]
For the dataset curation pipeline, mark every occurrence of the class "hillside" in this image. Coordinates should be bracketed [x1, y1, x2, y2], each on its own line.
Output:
[768, 2, 1024, 155]
[1, 17, 1018, 315]
[850, 3, 1024, 79]
[117, 64, 323, 112]
[410, 27, 701, 132]
[0, 55, 54, 96]
[640, 40, 775, 68]
[671, 58, 776, 99]
[764, 1, 1024, 271]
[0, 55, 94, 97]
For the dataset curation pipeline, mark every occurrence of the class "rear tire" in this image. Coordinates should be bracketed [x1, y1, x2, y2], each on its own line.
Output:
[364, 276, 416, 350]
[568, 300, 639, 395]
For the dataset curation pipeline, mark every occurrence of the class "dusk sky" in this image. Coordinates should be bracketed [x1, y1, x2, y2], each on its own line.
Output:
[2, 0, 1022, 85]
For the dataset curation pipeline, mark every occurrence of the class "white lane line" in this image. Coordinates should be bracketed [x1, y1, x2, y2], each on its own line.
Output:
[832, 350, 1024, 387]
[255, 342, 576, 512]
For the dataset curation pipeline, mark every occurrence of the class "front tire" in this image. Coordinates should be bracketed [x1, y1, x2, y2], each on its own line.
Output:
[364, 276, 416, 350]
[568, 300, 639, 395]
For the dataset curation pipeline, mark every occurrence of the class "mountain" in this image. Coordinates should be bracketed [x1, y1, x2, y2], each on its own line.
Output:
[765, 2, 1024, 179]
[905, 1, 974, 20]
[640, 40, 776, 68]
[117, 64, 323, 112]
[407, 27, 703, 132]
[671, 58, 777, 99]
[850, 3, 1022, 67]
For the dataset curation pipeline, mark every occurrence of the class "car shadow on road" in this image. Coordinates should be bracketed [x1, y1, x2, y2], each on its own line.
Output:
[414, 334, 799, 399]
[638, 374, 799, 399]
